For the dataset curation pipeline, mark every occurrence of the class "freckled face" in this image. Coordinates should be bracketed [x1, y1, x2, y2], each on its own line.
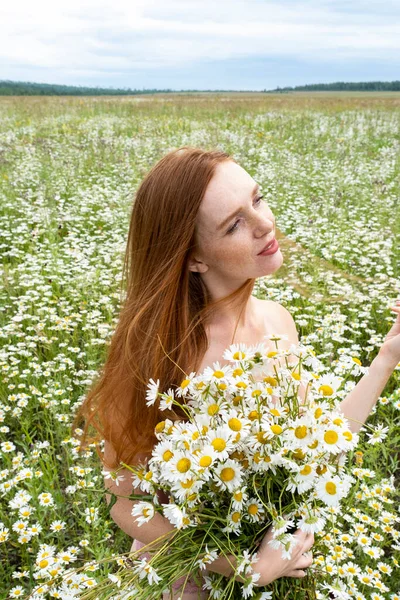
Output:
[191, 160, 283, 282]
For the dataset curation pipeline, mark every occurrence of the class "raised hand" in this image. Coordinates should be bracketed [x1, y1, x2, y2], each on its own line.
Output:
[380, 299, 400, 366]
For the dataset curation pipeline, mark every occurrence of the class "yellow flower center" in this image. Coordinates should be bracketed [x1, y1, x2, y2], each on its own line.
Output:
[292, 372, 301, 381]
[295, 425, 307, 439]
[234, 491, 243, 501]
[324, 430, 339, 445]
[176, 458, 191, 473]
[314, 407, 323, 418]
[220, 467, 235, 482]
[248, 410, 259, 420]
[352, 357, 362, 366]
[300, 465, 312, 476]
[319, 384, 333, 396]
[218, 383, 227, 391]
[181, 479, 194, 489]
[254, 452, 262, 464]
[232, 395, 242, 406]
[180, 378, 190, 389]
[248, 503, 259, 516]
[267, 351, 277, 358]
[199, 455, 212, 468]
[270, 424, 282, 435]
[212, 438, 226, 452]
[264, 376, 278, 386]
[233, 351, 245, 360]
[293, 448, 305, 459]
[236, 381, 248, 389]
[213, 370, 224, 378]
[316, 465, 327, 475]
[232, 511, 241, 523]
[256, 431, 269, 444]
[144, 471, 153, 480]
[325, 482, 337, 495]
[39, 559, 49, 569]
[155, 421, 165, 434]
[228, 418, 242, 431]
[162, 450, 173, 462]
[343, 431, 353, 441]
[207, 403, 219, 416]
[333, 418, 343, 426]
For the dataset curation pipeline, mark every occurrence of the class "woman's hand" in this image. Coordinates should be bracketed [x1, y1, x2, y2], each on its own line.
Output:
[251, 527, 314, 586]
[379, 300, 400, 367]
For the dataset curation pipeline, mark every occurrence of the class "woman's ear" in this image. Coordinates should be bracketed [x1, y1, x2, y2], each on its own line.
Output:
[188, 255, 208, 273]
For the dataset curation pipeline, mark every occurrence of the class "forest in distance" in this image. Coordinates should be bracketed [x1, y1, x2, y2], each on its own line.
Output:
[1, 79, 400, 96]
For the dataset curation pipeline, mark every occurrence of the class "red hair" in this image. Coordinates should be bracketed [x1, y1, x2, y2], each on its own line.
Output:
[74, 146, 256, 468]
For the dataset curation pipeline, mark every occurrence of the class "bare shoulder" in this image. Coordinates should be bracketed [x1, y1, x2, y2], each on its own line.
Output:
[255, 298, 299, 344]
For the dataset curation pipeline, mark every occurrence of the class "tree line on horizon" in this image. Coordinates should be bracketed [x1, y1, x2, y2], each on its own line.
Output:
[268, 80, 400, 92]
[0, 79, 400, 96]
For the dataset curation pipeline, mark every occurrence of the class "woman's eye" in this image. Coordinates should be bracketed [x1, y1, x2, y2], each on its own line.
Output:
[226, 195, 264, 234]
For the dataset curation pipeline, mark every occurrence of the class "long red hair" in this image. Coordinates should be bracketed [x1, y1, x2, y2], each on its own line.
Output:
[75, 146, 256, 468]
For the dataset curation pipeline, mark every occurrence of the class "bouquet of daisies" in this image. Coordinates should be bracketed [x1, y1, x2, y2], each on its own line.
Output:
[98, 336, 360, 599]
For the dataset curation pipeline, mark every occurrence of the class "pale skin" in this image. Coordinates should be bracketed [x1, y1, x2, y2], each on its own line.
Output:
[105, 160, 400, 596]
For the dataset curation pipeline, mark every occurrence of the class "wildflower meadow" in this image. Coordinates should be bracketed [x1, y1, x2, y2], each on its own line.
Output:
[0, 93, 399, 599]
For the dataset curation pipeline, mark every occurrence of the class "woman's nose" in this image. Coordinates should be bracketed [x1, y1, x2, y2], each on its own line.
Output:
[254, 212, 275, 236]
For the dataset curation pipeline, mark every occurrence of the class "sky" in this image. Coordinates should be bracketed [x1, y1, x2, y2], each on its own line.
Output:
[1, 0, 400, 91]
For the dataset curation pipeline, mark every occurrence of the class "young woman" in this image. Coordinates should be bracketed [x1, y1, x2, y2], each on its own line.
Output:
[78, 146, 400, 599]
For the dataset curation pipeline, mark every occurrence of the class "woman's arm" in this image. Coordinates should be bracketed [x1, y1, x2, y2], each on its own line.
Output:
[277, 302, 400, 433]
[336, 353, 397, 433]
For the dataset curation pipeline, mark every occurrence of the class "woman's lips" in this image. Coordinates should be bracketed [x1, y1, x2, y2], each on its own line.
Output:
[257, 238, 279, 255]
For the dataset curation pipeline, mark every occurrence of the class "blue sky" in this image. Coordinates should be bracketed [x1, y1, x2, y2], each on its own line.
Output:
[1, 0, 400, 90]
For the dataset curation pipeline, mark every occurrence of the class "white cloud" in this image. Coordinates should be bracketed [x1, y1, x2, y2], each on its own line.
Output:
[1, 0, 400, 82]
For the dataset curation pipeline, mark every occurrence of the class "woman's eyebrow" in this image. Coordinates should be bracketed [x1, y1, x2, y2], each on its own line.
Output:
[216, 183, 260, 231]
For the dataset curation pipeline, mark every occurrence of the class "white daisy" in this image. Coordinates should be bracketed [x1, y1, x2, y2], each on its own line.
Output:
[315, 473, 352, 507]
[231, 485, 248, 510]
[222, 510, 243, 535]
[170, 477, 204, 503]
[162, 503, 193, 529]
[213, 459, 244, 493]
[132, 558, 162, 585]
[285, 415, 316, 450]
[314, 373, 343, 398]
[223, 343, 253, 363]
[297, 510, 326, 534]
[175, 371, 197, 398]
[196, 546, 219, 571]
[168, 450, 195, 482]
[145, 378, 160, 407]
[150, 440, 175, 467]
[192, 444, 219, 478]
[159, 388, 175, 411]
[131, 501, 155, 527]
[316, 423, 348, 454]
[366, 424, 389, 444]
[206, 425, 235, 461]
[202, 361, 234, 384]
[222, 411, 251, 444]
[245, 498, 266, 523]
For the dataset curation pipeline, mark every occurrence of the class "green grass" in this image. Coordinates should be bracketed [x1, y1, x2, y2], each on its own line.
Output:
[0, 94, 399, 599]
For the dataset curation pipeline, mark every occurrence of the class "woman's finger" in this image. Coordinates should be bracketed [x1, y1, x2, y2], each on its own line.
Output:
[298, 552, 313, 569]
[287, 569, 307, 578]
